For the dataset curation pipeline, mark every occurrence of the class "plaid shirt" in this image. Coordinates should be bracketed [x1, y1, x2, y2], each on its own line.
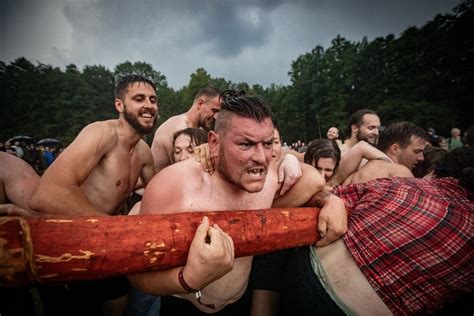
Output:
[334, 177, 473, 315]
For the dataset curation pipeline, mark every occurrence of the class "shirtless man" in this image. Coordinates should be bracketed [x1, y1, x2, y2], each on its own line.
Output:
[340, 109, 380, 156]
[326, 126, 343, 148]
[336, 122, 428, 185]
[129, 91, 347, 313]
[29, 75, 158, 216]
[0, 152, 39, 215]
[151, 86, 221, 172]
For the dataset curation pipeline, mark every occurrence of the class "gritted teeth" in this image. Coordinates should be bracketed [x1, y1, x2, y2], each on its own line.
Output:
[248, 167, 264, 175]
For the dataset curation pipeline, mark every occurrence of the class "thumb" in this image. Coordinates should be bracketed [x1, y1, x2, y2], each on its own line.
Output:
[193, 216, 210, 242]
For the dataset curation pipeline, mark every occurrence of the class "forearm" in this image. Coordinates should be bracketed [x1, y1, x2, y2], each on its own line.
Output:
[336, 141, 388, 184]
[29, 185, 104, 216]
[128, 267, 188, 296]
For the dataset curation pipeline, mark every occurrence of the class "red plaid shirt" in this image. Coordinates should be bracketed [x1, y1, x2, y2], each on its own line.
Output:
[334, 177, 473, 315]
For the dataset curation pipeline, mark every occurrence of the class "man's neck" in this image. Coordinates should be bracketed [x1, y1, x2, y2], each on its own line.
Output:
[185, 107, 200, 128]
[345, 137, 358, 147]
[118, 119, 144, 149]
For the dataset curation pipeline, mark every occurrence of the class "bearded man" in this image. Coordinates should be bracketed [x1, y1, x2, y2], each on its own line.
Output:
[151, 86, 222, 172]
[341, 109, 381, 155]
[30, 74, 159, 215]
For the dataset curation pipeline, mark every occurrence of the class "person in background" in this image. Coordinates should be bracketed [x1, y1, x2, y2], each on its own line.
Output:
[173, 128, 208, 163]
[151, 86, 222, 172]
[412, 146, 449, 179]
[427, 127, 438, 146]
[341, 109, 380, 155]
[448, 127, 463, 150]
[327, 127, 343, 148]
[336, 122, 428, 185]
[304, 139, 341, 186]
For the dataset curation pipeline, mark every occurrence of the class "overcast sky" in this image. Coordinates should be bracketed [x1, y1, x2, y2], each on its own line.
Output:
[0, 0, 460, 89]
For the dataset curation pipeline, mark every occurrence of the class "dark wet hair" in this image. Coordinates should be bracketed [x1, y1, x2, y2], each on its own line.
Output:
[346, 109, 378, 136]
[412, 146, 449, 178]
[114, 74, 156, 101]
[434, 147, 474, 192]
[377, 122, 428, 153]
[172, 128, 208, 148]
[304, 139, 341, 172]
[214, 90, 273, 132]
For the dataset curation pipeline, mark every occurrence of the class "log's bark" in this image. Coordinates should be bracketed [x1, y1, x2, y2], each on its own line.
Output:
[0, 207, 320, 287]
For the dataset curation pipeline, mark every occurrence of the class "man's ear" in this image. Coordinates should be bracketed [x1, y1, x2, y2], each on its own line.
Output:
[115, 99, 124, 113]
[208, 131, 219, 158]
[388, 143, 400, 155]
[351, 124, 358, 135]
[196, 98, 204, 110]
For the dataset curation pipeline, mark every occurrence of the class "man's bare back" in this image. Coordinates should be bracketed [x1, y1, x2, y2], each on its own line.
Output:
[343, 160, 413, 185]
[151, 114, 189, 172]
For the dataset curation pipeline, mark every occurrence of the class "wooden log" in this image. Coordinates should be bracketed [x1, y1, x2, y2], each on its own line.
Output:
[0, 207, 320, 287]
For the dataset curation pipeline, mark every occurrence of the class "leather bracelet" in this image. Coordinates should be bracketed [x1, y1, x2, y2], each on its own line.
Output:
[178, 267, 199, 293]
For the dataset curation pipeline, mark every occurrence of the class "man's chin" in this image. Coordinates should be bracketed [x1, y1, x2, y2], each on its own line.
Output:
[242, 181, 266, 193]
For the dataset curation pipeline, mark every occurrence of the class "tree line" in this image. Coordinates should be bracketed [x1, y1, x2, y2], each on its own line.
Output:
[1, 1, 472, 145]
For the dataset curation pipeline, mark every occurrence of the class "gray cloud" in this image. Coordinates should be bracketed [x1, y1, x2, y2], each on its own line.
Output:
[0, 0, 459, 89]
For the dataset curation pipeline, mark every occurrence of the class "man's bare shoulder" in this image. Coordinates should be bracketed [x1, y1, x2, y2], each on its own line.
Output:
[350, 160, 413, 184]
[141, 158, 205, 213]
[155, 114, 188, 134]
[68, 120, 119, 153]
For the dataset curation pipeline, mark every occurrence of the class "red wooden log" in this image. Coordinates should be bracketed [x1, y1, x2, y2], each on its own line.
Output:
[0, 207, 320, 287]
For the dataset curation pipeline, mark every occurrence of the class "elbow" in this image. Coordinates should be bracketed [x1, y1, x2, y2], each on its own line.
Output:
[28, 187, 48, 214]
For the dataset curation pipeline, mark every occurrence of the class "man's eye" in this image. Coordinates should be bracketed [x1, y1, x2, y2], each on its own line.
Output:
[240, 143, 250, 149]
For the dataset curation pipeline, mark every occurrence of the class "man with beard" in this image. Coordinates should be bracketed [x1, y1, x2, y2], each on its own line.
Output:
[30, 74, 158, 216]
[341, 109, 380, 156]
[335, 122, 429, 185]
[129, 90, 347, 314]
[28, 75, 234, 315]
[151, 86, 222, 172]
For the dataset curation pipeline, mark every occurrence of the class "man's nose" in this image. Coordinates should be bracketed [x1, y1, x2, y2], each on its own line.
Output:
[252, 144, 266, 163]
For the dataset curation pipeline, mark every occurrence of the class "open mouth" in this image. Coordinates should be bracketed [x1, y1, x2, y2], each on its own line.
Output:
[140, 112, 155, 120]
[247, 167, 266, 178]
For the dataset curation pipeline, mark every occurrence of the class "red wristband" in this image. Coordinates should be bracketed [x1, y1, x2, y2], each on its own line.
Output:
[178, 267, 199, 293]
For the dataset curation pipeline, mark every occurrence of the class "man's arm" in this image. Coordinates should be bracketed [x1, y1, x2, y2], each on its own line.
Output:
[272, 163, 324, 208]
[130, 167, 234, 296]
[348, 160, 413, 185]
[305, 189, 348, 246]
[335, 141, 390, 185]
[0, 152, 40, 214]
[273, 164, 348, 247]
[29, 123, 114, 215]
[138, 141, 156, 187]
